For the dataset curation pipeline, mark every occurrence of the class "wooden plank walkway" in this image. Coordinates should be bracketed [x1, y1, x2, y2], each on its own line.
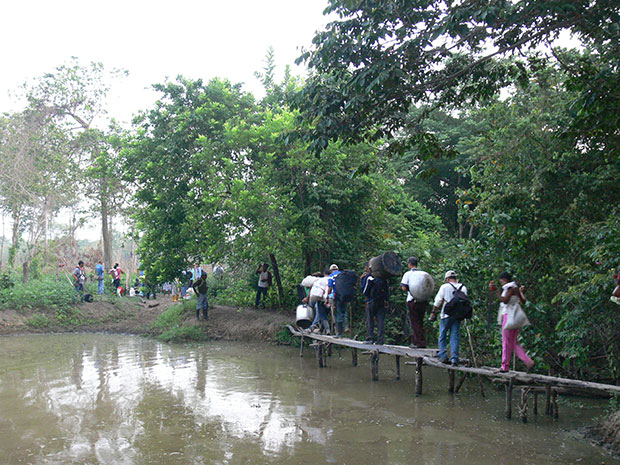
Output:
[287, 325, 620, 423]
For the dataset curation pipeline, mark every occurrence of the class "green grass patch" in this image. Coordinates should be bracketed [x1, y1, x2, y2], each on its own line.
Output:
[25, 313, 52, 328]
[156, 326, 205, 343]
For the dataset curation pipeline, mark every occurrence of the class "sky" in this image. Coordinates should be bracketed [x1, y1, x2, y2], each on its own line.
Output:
[0, 0, 332, 125]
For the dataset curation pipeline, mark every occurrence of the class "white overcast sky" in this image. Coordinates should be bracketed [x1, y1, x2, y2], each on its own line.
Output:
[0, 0, 331, 125]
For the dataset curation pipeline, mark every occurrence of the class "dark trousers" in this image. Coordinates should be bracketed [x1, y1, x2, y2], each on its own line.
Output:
[407, 300, 428, 348]
[255, 286, 268, 307]
[366, 300, 386, 344]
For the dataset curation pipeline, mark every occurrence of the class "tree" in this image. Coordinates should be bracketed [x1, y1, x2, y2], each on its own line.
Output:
[292, 0, 620, 153]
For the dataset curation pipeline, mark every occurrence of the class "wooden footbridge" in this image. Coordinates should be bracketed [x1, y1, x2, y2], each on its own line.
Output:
[287, 326, 620, 423]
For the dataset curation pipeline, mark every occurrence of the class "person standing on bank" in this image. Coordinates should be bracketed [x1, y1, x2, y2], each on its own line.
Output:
[193, 273, 209, 320]
[491, 272, 534, 373]
[255, 264, 272, 308]
[73, 260, 86, 302]
[95, 260, 105, 295]
[109, 263, 123, 294]
[361, 263, 390, 345]
[431, 271, 467, 365]
[400, 257, 428, 348]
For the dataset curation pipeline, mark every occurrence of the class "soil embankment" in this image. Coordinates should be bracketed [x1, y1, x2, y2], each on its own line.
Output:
[0, 296, 292, 342]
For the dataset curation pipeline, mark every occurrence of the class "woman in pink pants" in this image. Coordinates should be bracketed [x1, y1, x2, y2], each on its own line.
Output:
[491, 272, 533, 373]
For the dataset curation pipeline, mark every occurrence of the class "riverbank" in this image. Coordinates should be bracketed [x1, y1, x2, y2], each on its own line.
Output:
[0, 295, 292, 343]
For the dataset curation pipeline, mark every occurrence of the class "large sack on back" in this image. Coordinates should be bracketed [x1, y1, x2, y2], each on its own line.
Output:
[334, 270, 358, 303]
[408, 271, 435, 302]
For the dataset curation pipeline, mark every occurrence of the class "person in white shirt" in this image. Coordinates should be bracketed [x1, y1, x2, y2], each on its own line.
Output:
[400, 257, 428, 348]
[431, 270, 467, 365]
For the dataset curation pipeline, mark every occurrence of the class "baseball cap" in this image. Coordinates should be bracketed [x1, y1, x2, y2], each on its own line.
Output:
[330, 264, 339, 270]
[444, 270, 457, 280]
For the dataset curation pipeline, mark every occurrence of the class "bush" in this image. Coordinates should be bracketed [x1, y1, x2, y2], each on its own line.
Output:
[0, 275, 74, 310]
[25, 313, 52, 328]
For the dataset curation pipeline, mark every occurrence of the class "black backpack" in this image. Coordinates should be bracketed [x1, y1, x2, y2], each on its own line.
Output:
[443, 283, 472, 320]
[334, 270, 358, 303]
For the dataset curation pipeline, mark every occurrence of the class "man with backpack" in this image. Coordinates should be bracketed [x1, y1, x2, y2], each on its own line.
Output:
[361, 263, 390, 345]
[328, 264, 358, 337]
[73, 260, 86, 302]
[430, 270, 469, 365]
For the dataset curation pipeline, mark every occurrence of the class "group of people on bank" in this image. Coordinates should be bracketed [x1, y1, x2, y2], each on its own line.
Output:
[298, 256, 535, 372]
[72, 260, 124, 300]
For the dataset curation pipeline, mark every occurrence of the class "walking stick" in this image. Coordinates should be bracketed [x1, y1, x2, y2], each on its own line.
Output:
[465, 320, 486, 397]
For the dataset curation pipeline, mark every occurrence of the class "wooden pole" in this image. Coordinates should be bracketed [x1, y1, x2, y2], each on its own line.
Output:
[322, 343, 328, 367]
[448, 370, 456, 393]
[415, 357, 423, 396]
[317, 343, 324, 368]
[534, 391, 538, 416]
[299, 335, 304, 358]
[545, 384, 552, 415]
[395, 355, 401, 380]
[352, 348, 358, 367]
[552, 391, 559, 419]
[371, 352, 379, 381]
[519, 387, 529, 424]
[455, 374, 467, 393]
[506, 378, 513, 419]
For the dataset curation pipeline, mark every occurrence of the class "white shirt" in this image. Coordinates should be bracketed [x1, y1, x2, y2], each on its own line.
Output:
[500, 281, 519, 315]
[401, 269, 423, 302]
[258, 271, 269, 288]
[434, 281, 468, 319]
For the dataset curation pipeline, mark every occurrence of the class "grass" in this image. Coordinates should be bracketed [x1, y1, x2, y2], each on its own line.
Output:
[149, 299, 208, 343]
[0, 275, 75, 310]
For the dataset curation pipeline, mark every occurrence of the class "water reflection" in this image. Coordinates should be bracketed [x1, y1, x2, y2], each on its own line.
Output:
[0, 334, 617, 465]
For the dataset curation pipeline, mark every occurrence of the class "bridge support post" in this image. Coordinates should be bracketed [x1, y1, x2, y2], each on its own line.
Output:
[370, 351, 379, 381]
[545, 384, 552, 415]
[395, 355, 401, 380]
[317, 343, 324, 368]
[352, 348, 358, 367]
[415, 358, 423, 396]
[448, 370, 456, 393]
[552, 391, 559, 419]
[505, 378, 513, 419]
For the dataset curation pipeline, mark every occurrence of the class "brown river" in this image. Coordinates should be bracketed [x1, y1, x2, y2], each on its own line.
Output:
[0, 333, 617, 465]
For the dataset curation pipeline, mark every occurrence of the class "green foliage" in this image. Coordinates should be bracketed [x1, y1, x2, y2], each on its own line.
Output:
[0, 273, 14, 291]
[157, 326, 205, 343]
[0, 275, 74, 310]
[25, 313, 52, 328]
[293, 0, 620, 152]
[150, 301, 189, 330]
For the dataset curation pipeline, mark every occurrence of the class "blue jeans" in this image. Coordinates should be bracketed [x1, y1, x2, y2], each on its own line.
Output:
[334, 299, 348, 335]
[97, 278, 104, 294]
[438, 317, 461, 363]
[365, 300, 386, 344]
[196, 293, 208, 319]
[255, 286, 267, 307]
[313, 301, 330, 331]
[74, 283, 84, 302]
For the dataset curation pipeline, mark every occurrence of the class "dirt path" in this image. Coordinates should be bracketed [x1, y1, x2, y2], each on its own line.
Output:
[0, 296, 293, 343]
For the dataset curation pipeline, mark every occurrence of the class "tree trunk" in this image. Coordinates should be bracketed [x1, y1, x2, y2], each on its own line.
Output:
[9, 210, 21, 267]
[22, 260, 29, 284]
[101, 196, 113, 271]
[0, 211, 5, 270]
[269, 253, 284, 306]
[304, 250, 312, 276]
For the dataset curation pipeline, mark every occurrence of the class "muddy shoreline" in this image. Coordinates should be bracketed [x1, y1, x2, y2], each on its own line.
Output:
[0, 296, 292, 343]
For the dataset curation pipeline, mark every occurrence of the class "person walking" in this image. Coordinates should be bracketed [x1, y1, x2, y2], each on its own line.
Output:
[361, 262, 390, 345]
[430, 270, 467, 365]
[73, 260, 86, 302]
[491, 272, 534, 372]
[400, 257, 428, 348]
[109, 263, 123, 294]
[307, 269, 331, 334]
[95, 260, 105, 295]
[255, 264, 272, 308]
[192, 273, 209, 320]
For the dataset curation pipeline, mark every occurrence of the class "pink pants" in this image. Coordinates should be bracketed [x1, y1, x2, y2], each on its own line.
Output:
[501, 314, 533, 371]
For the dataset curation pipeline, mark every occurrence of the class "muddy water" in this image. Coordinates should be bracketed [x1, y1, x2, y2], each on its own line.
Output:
[0, 334, 617, 465]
